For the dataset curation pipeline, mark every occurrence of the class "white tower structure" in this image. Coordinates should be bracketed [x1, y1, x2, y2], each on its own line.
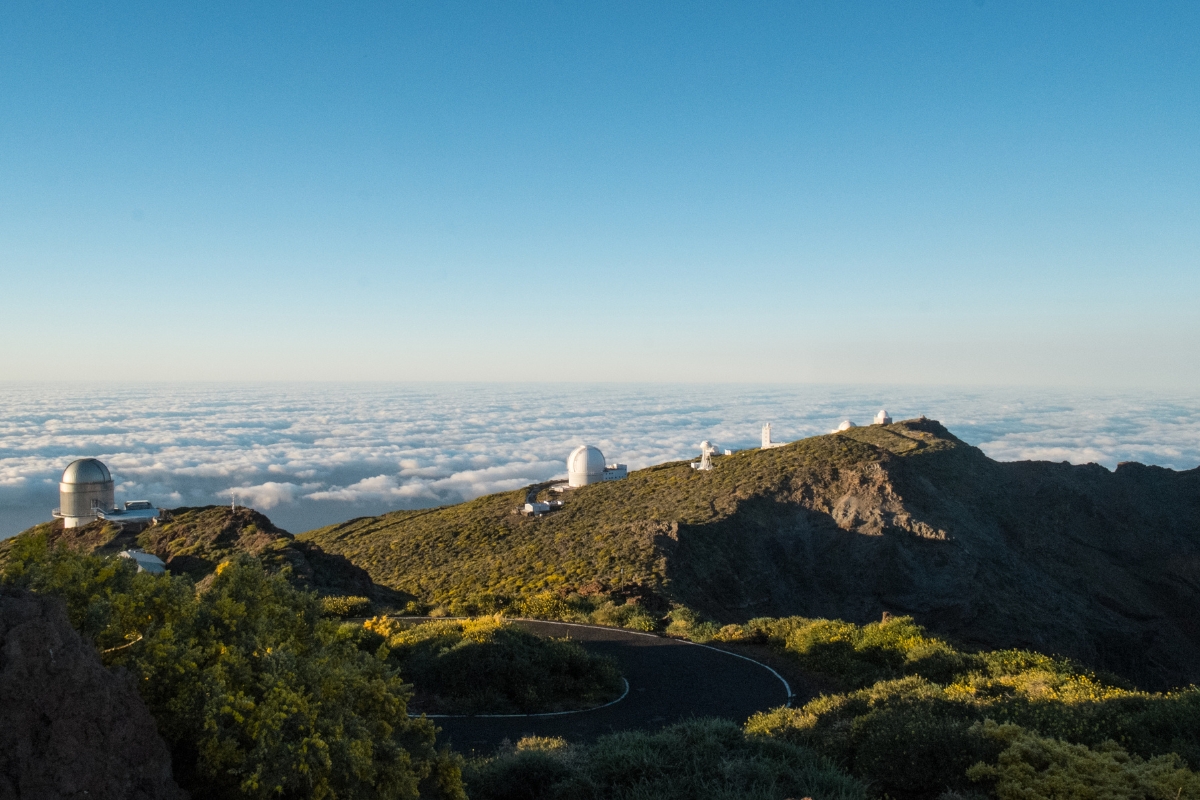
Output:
[567, 445, 628, 487]
[874, 410, 892, 425]
[692, 441, 719, 471]
[53, 458, 115, 528]
[761, 423, 786, 449]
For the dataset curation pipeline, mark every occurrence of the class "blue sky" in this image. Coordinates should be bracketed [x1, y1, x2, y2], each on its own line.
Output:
[1, 2, 1197, 385]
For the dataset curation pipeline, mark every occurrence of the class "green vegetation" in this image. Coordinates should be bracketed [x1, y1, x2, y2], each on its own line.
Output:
[300, 421, 955, 616]
[363, 616, 624, 714]
[728, 615, 1200, 799]
[321, 594, 373, 617]
[0, 535, 463, 800]
[966, 721, 1200, 799]
[462, 719, 866, 800]
[1, 506, 393, 602]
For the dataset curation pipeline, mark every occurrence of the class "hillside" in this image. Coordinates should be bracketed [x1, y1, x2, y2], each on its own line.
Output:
[301, 419, 1200, 690]
[3, 506, 408, 604]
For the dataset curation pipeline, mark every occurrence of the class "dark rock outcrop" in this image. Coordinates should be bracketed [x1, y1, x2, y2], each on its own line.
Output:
[0, 588, 184, 800]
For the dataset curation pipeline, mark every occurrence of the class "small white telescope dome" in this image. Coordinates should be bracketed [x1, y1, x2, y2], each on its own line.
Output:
[874, 410, 892, 425]
[837, 420, 857, 432]
[568, 445, 608, 487]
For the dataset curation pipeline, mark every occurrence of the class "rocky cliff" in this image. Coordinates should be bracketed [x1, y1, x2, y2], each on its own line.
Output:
[0, 588, 184, 800]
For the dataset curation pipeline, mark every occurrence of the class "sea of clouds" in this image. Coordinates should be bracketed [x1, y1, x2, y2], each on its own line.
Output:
[1, 383, 1198, 538]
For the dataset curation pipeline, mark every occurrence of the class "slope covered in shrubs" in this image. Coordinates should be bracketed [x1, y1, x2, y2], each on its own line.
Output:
[3, 505, 406, 606]
[302, 419, 1200, 690]
[728, 615, 1200, 799]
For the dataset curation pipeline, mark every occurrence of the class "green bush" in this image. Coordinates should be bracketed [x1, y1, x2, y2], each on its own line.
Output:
[368, 616, 623, 714]
[463, 718, 865, 800]
[320, 594, 372, 617]
[590, 600, 658, 632]
[1, 536, 464, 800]
[967, 720, 1200, 799]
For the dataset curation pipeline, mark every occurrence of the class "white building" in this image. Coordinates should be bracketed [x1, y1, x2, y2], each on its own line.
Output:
[761, 424, 787, 449]
[567, 445, 628, 487]
[52, 458, 159, 529]
[118, 550, 166, 575]
[832, 420, 858, 433]
[874, 410, 892, 425]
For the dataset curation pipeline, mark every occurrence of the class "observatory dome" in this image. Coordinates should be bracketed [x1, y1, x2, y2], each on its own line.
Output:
[568, 445, 607, 488]
[62, 458, 112, 485]
[837, 420, 857, 432]
[57, 458, 115, 529]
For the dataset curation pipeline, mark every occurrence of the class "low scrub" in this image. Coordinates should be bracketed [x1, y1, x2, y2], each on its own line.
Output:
[365, 616, 624, 714]
[463, 718, 866, 800]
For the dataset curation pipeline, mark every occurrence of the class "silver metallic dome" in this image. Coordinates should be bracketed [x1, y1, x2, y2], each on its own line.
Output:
[61, 458, 113, 485]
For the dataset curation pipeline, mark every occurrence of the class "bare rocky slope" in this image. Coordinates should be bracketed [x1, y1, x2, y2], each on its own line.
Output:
[0, 587, 184, 800]
[302, 419, 1200, 690]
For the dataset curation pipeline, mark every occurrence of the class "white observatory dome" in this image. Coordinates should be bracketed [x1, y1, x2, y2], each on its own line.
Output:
[568, 445, 607, 488]
[837, 420, 857, 432]
[874, 409, 892, 425]
[57, 458, 115, 528]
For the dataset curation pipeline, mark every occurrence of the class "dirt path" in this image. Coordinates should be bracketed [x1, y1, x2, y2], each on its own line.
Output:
[426, 620, 793, 754]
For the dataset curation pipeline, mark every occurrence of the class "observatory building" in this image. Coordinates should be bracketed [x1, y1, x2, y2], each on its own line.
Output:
[53, 458, 115, 528]
[874, 410, 892, 425]
[761, 423, 787, 449]
[119, 549, 167, 575]
[52, 458, 159, 529]
[567, 445, 628, 488]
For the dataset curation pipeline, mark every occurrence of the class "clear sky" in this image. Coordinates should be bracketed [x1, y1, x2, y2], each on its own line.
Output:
[2, 2, 1197, 386]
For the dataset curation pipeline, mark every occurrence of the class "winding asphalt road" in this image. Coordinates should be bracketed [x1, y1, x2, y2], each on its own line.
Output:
[422, 620, 793, 754]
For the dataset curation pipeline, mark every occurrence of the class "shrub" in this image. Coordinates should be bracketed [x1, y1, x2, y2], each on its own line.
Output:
[665, 606, 719, 641]
[590, 600, 657, 632]
[320, 594, 372, 617]
[378, 616, 623, 714]
[745, 624, 1200, 800]
[463, 718, 865, 800]
[967, 720, 1200, 799]
[1, 536, 464, 800]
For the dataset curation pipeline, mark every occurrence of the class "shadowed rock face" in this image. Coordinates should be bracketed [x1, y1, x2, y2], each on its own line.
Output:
[662, 420, 1200, 690]
[0, 588, 184, 800]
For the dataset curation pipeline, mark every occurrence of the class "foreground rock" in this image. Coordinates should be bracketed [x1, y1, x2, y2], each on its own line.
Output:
[0, 588, 184, 800]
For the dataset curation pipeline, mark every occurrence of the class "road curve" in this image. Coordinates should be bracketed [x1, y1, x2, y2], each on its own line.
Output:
[424, 619, 793, 754]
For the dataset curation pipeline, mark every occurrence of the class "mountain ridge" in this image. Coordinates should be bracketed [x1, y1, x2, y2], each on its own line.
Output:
[301, 418, 1200, 690]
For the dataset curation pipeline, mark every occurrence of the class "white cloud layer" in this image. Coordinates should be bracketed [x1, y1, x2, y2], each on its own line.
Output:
[1, 383, 1197, 537]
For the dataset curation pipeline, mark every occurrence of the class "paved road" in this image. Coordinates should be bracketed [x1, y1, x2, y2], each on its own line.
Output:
[425, 620, 793, 754]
